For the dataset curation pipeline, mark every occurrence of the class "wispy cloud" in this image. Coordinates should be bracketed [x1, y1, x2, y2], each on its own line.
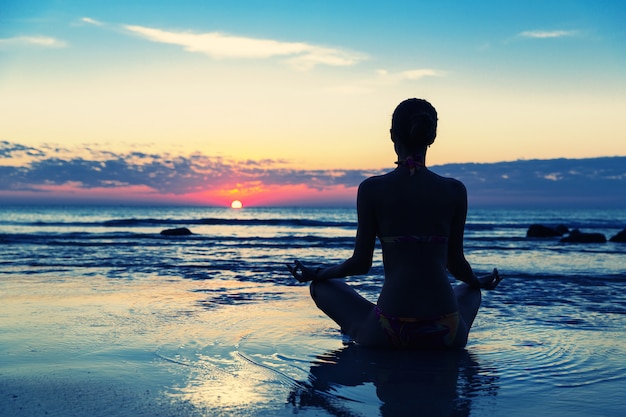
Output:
[518, 30, 578, 39]
[121, 24, 365, 70]
[80, 17, 104, 26]
[324, 68, 446, 94]
[376, 68, 446, 82]
[0, 36, 67, 48]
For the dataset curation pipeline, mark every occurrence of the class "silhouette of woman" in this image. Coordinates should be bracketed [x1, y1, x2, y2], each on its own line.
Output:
[288, 98, 501, 349]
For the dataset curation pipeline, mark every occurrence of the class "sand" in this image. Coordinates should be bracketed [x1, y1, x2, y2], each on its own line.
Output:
[1, 274, 331, 416]
[2, 273, 625, 417]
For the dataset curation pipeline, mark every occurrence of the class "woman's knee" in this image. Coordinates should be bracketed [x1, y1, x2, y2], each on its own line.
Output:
[455, 284, 482, 334]
[309, 279, 322, 299]
[309, 279, 332, 304]
[309, 279, 344, 299]
[455, 283, 482, 305]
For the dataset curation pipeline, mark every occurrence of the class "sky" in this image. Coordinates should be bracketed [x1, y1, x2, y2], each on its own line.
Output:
[1, 0, 625, 206]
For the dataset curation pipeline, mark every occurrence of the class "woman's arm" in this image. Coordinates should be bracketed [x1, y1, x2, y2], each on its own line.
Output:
[288, 181, 377, 282]
[445, 181, 502, 290]
[446, 181, 481, 288]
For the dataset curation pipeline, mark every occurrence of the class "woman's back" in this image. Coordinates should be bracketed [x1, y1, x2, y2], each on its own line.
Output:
[360, 165, 467, 317]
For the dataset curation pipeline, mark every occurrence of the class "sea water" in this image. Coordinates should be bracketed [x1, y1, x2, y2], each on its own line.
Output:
[2, 205, 624, 281]
[1, 205, 625, 416]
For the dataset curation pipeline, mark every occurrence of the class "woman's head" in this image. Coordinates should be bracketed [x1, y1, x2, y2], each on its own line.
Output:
[390, 98, 438, 152]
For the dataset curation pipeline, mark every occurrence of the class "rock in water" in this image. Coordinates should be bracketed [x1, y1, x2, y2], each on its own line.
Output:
[160, 227, 193, 236]
[527, 224, 565, 238]
[609, 229, 626, 243]
[560, 229, 606, 243]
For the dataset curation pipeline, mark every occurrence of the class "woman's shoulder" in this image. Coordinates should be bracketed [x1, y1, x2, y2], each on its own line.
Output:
[357, 173, 395, 200]
[433, 171, 467, 189]
[420, 168, 465, 189]
[360, 171, 393, 186]
[358, 168, 468, 197]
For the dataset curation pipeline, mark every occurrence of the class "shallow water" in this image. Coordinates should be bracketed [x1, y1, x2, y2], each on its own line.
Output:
[1, 271, 625, 416]
[1, 205, 626, 416]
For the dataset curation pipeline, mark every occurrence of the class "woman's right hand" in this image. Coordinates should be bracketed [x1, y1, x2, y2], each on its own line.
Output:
[477, 268, 502, 290]
[286, 260, 318, 283]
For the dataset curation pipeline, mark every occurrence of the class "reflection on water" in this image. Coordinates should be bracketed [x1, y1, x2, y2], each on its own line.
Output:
[288, 345, 499, 416]
[155, 283, 501, 416]
[158, 275, 626, 416]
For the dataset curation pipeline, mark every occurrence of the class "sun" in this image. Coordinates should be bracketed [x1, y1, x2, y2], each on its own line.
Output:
[230, 200, 243, 209]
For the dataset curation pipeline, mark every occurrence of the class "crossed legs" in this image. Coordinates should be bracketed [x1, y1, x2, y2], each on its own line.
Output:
[309, 279, 482, 348]
[309, 279, 388, 346]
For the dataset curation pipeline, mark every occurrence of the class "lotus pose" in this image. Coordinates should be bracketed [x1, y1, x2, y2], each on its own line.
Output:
[288, 98, 502, 349]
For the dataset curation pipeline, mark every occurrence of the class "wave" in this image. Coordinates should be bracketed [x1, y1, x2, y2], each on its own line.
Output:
[495, 270, 626, 283]
[3, 229, 625, 253]
[0, 217, 357, 229]
[2, 217, 624, 231]
[0, 232, 356, 249]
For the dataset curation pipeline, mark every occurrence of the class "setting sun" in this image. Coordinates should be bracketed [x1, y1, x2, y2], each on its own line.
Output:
[230, 200, 243, 209]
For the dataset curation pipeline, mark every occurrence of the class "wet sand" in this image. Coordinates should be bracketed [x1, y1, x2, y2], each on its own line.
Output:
[1, 274, 326, 416]
[2, 273, 625, 417]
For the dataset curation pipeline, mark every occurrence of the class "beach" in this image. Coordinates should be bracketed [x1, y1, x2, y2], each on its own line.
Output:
[1, 206, 626, 416]
[1, 273, 311, 416]
[3, 273, 625, 416]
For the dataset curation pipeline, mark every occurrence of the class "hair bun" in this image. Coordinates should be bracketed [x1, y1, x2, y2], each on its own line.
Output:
[409, 113, 436, 144]
[391, 98, 438, 150]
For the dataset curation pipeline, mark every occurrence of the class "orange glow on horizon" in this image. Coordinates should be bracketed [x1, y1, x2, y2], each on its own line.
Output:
[0, 182, 358, 207]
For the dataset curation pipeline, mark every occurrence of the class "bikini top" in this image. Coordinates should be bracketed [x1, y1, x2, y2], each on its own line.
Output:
[379, 235, 448, 244]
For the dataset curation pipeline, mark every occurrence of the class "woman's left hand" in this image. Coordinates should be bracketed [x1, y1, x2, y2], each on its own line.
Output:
[477, 268, 502, 290]
[287, 260, 317, 282]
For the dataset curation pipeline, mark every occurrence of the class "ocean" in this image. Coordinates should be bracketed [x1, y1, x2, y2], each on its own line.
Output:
[2, 205, 625, 282]
[1, 205, 625, 416]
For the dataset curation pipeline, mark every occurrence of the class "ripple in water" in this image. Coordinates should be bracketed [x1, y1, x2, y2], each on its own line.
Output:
[472, 309, 626, 391]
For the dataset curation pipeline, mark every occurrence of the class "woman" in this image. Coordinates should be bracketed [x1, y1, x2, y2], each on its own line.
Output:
[288, 98, 502, 349]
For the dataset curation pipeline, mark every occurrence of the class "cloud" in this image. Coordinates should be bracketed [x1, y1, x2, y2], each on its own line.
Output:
[376, 68, 446, 82]
[81, 17, 104, 26]
[122, 24, 365, 70]
[324, 68, 446, 94]
[518, 30, 578, 39]
[0, 36, 66, 48]
[4, 142, 625, 207]
[437, 157, 626, 207]
[0, 141, 375, 195]
[0, 141, 45, 158]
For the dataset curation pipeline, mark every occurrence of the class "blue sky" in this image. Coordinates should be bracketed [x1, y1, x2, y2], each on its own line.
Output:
[1, 0, 625, 205]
